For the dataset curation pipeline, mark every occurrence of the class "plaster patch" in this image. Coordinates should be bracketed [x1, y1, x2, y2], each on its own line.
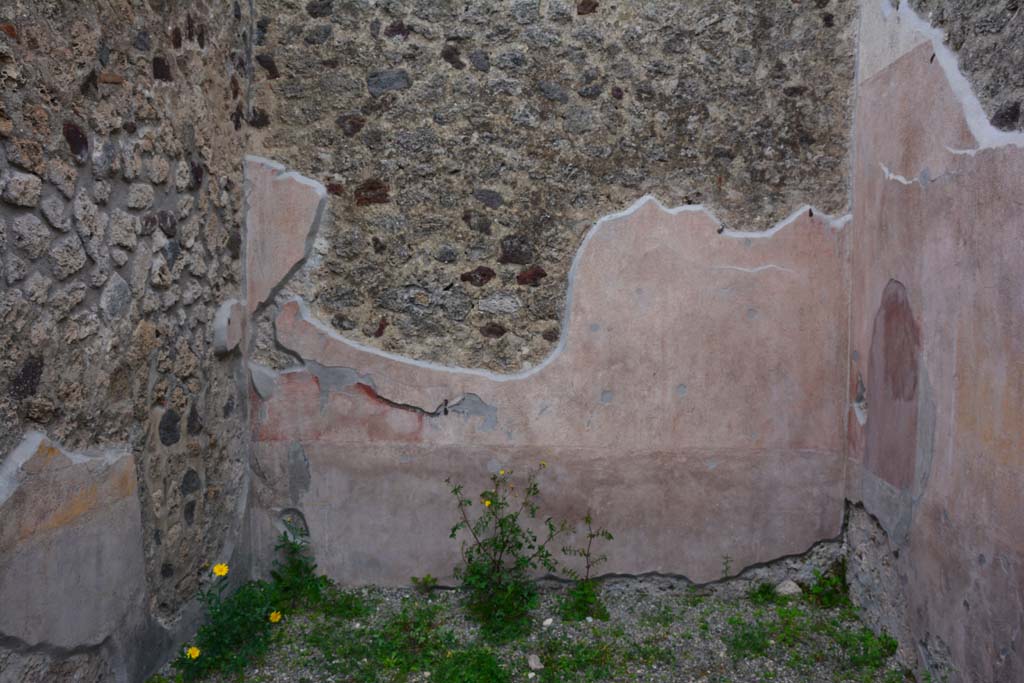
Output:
[244, 156, 327, 314]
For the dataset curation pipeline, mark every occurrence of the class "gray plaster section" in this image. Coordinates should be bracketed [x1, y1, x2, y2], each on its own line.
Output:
[287, 442, 311, 505]
[448, 393, 499, 432]
[249, 362, 278, 400]
[0, 431, 207, 683]
[861, 367, 936, 546]
[303, 360, 376, 411]
[213, 298, 242, 354]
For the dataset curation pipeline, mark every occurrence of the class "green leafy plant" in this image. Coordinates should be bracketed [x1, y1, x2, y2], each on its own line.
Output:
[411, 573, 439, 595]
[538, 636, 623, 683]
[271, 525, 328, 610]
[773, 605, 809, 647]
[807, 561, 852, 609]
[725, 614, 772, 659]
[560, 512, 612, 622]
[833, 625, 898, 673]
[447, 464, 569, 641]
[321, 584, 371, 620]
[172, 571, 276, 681]
[172, 529, 334, 681]
[309, 598, 455, 681]
[749, 581, 778, 602]
[433, 645, 511, 683]
[561, 580, 610, 622]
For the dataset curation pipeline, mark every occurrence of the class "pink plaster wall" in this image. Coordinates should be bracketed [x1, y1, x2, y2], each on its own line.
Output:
[847, 27, 1024, 683]
[240, 6, 1024, 680]
[245, 196, 851, 586]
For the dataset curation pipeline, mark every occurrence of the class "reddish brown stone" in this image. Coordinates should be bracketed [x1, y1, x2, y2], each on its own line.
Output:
[0, 23, 18, 40]
[578, 0, 599, 15]
[373, 317, 388, 338]
[326, 182, 344, 195]
[336, 113, 366, 137]
[480, 322, 507, 338]
[256, 53, 280, 79]
[383, 20, 410, 38]
[460, 266, 496, 287]
[516, 265, 547, 286]
[354, 178, 389, 205]
[98, 71, 125, 85]
[63, 122, 88, 160]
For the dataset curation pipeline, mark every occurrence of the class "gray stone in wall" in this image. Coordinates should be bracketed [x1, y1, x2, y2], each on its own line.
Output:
[99, 272, 132, 320]
[10, 214, 50, 259]
[48, 234, 88, 281]
[1, 171, 42, 207]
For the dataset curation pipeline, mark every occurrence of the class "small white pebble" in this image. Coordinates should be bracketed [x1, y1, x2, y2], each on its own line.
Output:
[542, 617, 553, 627]
[527, 674, 536, 680]
[585, 616, 593, 623]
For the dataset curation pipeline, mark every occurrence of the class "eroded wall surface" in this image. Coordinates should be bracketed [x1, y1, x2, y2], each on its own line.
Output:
[0, 1, 258, 680]
[245, 0, 857, 372]
[909, 0, 1024, 131]
[847, 2, 1024, 680]
[244, 147, 852, 585]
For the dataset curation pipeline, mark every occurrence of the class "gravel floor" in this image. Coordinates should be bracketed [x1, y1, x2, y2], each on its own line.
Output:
[158, 576, 911, 683]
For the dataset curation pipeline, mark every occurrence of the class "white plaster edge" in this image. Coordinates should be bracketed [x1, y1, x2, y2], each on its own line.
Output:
[880, 162, 916, 186]
[279, 195, 850, 385]
[886, 1, 1024, 152]
[244, 155, 328, 199]
[0, 431, 129, 508]
[213, 298, 243, 354]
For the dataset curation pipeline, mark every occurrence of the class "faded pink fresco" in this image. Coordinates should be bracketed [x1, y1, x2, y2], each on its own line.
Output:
[240, 9, 1024, 681]
[244, 157, 326, 314]
[847, 38, 1024, 682]
[248, 199, 850, 585]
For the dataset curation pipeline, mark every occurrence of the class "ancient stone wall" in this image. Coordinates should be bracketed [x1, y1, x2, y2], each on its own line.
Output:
[244, 174, 852, 586]
[1, 2, 1022, 682]
[846, 2, 1024, 680]
[0, 1, 257, 680]
[909, 0, 1024, 130]
[245, 0, 858, 372]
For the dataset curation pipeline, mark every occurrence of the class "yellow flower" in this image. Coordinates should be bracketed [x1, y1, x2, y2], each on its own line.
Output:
[269, 611, 282, 623]
[483, 499, 492, 507]
[499, 469, 505, 475]
[186, 646, 201, 660]
[212, 563, 229, 577]
[540, 461, 548, 469]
